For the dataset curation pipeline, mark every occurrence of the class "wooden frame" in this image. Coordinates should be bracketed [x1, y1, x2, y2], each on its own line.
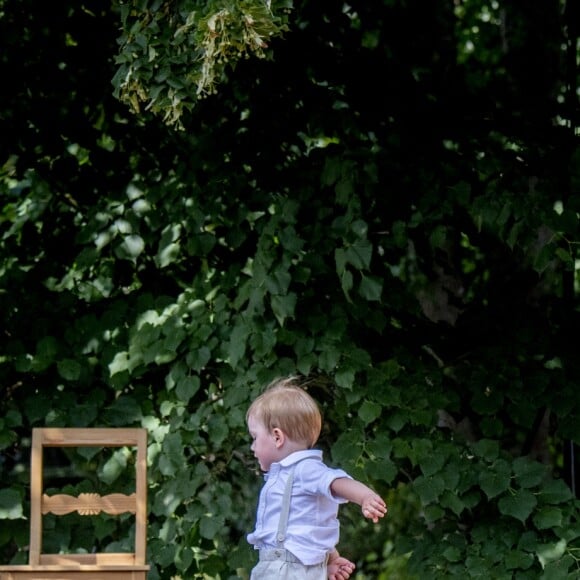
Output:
[0, 428, 150, 579]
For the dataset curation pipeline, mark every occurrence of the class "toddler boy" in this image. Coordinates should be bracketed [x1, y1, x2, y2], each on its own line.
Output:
[246, 377, 387, 579]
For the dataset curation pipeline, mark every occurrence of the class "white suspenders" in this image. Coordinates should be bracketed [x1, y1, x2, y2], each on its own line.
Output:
[276, 464, 297, 544]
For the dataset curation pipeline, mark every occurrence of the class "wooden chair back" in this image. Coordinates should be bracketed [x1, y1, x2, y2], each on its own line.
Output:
[0, 428, 150, 580]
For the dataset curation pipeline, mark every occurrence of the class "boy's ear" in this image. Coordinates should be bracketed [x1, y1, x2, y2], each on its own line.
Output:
[272, 427, 285, 448]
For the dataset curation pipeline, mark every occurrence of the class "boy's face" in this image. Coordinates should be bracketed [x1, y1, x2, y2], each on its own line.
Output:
[247, 414, 280, 472]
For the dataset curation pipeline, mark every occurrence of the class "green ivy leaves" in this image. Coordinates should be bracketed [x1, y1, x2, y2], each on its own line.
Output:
[498, 489, 537, 523]
[0, 489, 23, 520]
[112, 0, 293, 127]
[479, 459, 511, 499]
[405, 438, 580, 577]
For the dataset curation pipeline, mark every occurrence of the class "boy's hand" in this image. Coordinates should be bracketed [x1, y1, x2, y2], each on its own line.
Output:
[327, 550, 355, 580]
[361, 493, 387, 523]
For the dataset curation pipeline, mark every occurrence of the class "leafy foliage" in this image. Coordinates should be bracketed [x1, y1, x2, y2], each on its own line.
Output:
[1, 0, 580, 578]
[113, 0, 292, 127]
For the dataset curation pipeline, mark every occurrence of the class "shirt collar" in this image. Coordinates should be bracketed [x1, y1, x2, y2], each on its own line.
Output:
[279, 448, 322, 467]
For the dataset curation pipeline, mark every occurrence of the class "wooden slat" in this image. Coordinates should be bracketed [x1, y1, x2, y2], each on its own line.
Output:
[17, 427, 150, 576]
[0, 564, 151, 574]
[0, 568, 149, 580]
[28, 429, 43, 566]
[37, 428, 143, 447]
[134, 428, 147, 565]
[39, 554, 138, 566]
[42, 493, 136, 516]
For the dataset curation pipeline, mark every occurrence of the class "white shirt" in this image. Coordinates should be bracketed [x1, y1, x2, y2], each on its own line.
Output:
[247, 449, 351, 565]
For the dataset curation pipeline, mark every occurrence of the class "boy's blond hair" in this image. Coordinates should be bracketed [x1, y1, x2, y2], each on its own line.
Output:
[247, 377, 322, 448]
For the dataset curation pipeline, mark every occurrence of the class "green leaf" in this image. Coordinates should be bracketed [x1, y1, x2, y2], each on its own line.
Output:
[339, 268, 353, 301]
[518, 530, 538, 552]
[350, 219, 368, 237]
[297, 352, 316, 375]
[175, 546, 194, 572]
[207, 414, 228, 447]
[37, 336, 59, 361]
[345, 239, 372, 270]
[429, 225, 447, 249]
[335, 177, 353, 204]
[278, 226, 304, 253]
[163, 327, 186, 351]
[391, 220, 407, 248]
[335, 368, 355, 390]
[555, 208, 579, 234]
[409, 439, 433, 466]
[471, 439, 500, 460]
[442, 546, 462, 562]
[423, 504, 444, 523]
[226, 323, 249, 368]
[479, 459, 511, 499]
[24, 393, 53, 423]
[366, 433, 393, 459]
[158, 433, 185, 478]
[440, 490, 465, 516]
[464, 556, 489, 577]
[496, 201, 512, 227]
[318, 347, 340, 372]
[200, 515, 225, 539]
[449, 181, 471, 204]
[332, 431, 361, 464]
[366, 458, 397, 484]
[155, 541, 178, 567]
[186, 346, 211, 372]
[513, 457, 547, 488]
[541, 555, 576, 579]
[0, 488, 23, 519]
[108, 351, 130, 376]
[419, 453, 445, 478]
[57, 358, 82, 381]
[359, 275, 383, 301]
[103, 395, 142, 425]
[321, 156, 341, 186]
[156, 233, 181, 268]
[441, 463, 460, 489]
[414, 474, 445, 504]
[507, 220, 524, 249]
[533, 507, 563, 530]
[555, 246, 573, 264]
[117, 234, 145, 260]
[537, 538, 567, 567]
[270, 293, 296, 327]
[0, 427, 17, 451]
[539, 478, 573, 505]
[227, 539, 256, 572]
[347, 347, 372, 367]
[335, 247, 347, 273]
[176, 375, 200, 403]
[265, 267, 291, 295]
[99, 448, 128, 485]
[386, 412, 407, 433]
[358, 400, 382, 424]
[498, 489, 537, 522]
[504, 550, 534, 570]
[533, 244, 554, 274]
[94, 517, 117, 542]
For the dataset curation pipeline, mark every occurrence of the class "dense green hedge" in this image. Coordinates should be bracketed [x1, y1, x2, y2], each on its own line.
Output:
[1, 0, 579, 577]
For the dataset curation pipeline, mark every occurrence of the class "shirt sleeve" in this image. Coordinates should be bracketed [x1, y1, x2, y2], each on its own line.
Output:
[296, 459, 353, 503]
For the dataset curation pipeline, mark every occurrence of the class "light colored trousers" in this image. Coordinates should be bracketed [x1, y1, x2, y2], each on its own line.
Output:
[250, 549, 327, 580]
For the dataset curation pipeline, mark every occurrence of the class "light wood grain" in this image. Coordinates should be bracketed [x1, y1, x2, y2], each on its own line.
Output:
[0, 428, 150, 580]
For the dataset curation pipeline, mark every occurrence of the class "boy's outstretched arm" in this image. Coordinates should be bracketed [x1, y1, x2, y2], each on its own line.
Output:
[330, 478, 387, 523]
